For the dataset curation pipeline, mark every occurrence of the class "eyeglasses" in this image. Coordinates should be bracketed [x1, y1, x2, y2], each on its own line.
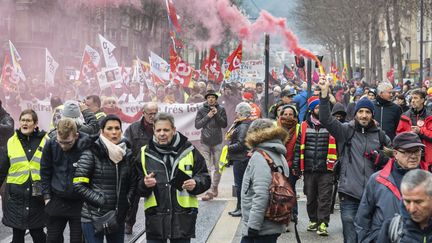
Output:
[397, 149, 422, 156]
[20, 119, 34, 123]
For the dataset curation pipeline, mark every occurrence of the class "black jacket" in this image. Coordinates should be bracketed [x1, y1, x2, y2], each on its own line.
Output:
[41, 132, 94, 201]
[137, 132, 211, 240]
[293, 118, 332, 173]
[228, 119, 253, 161]
[0, 129, 47, 230]
[124, 117, 152, 159]
[377, 203, 432, 243]
[195, 102, 227, 146]
[374, 96, 403, 141]
[0, 106, 14, 152]
[73, 138, 136, 224]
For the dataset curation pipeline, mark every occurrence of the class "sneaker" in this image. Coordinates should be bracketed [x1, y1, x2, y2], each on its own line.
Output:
[307, 221, 318, 231]
[317, 223, 328, 236]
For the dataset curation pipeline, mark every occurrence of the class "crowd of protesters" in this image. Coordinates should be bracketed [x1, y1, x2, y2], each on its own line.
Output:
[1, 70, 432, 243]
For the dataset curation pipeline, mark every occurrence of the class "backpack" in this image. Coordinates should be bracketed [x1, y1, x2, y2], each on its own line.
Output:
[256, 149, 296, 224]
[389, 214, 404, 243]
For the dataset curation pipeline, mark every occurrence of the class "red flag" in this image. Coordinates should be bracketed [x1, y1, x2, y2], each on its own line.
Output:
[225, 42, 242, 79]
[271, 68, 277, 80]
[1, 55, 14, 88]
[169, 44, 194, 87]
[201, 48, 223, 83]
[165, 0, 181, 33]
[283, 64, 295, 81]
[79, 50, 98, 81]
[297, 67, 306, 81]
[341, 65, 347, 83]
[387, 68, 395, 85]
[268, 72, 280, 85]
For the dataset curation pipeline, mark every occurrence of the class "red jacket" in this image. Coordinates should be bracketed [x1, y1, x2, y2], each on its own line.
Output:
[396, 114, 432, 166]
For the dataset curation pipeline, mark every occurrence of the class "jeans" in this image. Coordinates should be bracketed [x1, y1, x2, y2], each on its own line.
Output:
[240, 234, 280, 243]
[233, 159, 248, 209]
[200, 143, 223, 191]
[12, 227, 46, 243]
[82, 222, 124, 243]
[339, 193, 360, 243]
[147, 239, 190, 243]
[46, 215, 82, 243]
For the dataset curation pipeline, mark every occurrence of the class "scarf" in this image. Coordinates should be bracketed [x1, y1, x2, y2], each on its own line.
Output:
[152, 132, 181, 174]
[278, 116, 297, 141]
[99, 134, 126, 164]
[310, 114, 321, 126]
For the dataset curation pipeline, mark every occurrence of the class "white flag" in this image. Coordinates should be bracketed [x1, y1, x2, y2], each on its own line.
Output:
[134, 57, 155, 93]
[98, 34, 118, 68]
[84, 45, 101, 67]
[9, 40, 26, 81]
[149, 52, 170, 81]
[45, 49, 59, 86]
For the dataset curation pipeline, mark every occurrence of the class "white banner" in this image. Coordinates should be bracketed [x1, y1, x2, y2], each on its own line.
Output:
[16, 100, 202, 142]
[45, 48, 59, 86]
[99, 34, 118, 68]
[149, 52, 170, 81]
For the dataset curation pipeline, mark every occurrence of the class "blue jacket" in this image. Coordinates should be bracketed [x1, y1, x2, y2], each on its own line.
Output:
[354, 160, 403, 243]
[293, 90, 308, 122]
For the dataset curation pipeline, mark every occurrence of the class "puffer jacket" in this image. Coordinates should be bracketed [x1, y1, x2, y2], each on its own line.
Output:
[355, 160, 428, 243]
[73, 138, 136, 224]
[137, 132, 211, 240]
[0, 129, 47, 230]
[194, 102, 227, 146]
[377, 202, 432, 243]
[293, 119, 331, 173]
[241, 126, 289, 236]
[227, 119, 253, 161]
[319, 96, 392, 200]
[0, 106, 14, 153]
[374, 96, 403, 140]
[41, 132, 94, 200]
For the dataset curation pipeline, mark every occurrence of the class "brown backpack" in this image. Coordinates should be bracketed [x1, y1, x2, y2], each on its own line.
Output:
[257, 149, 296, 225]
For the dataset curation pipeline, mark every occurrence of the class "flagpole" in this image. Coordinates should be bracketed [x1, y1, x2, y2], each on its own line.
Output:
[307, 59, 312, 98]
[264, 34, 270, 118]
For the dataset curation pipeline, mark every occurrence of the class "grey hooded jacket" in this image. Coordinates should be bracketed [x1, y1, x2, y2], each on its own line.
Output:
[241, 125, 290, 236]
[319, 96, 391, 200]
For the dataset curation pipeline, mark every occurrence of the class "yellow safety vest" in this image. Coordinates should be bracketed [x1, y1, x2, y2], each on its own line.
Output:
[6, 133, 46, 184]
[140, 146, 198, 210]
[95, 111, 106, 120]
[218, 145, 229, 174]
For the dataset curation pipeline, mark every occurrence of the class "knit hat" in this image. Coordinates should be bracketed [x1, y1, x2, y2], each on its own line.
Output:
[355, 97, 375, 115]
[308, 96, 319, 110]
[243, 92, 254, 101]
[62, 100, 81, 118]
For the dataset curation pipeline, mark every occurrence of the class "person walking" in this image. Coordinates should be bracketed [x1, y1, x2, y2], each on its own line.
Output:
[73, 115, 136, 243]
[137, 112, 211, 243]
[0, 109, 47, 243]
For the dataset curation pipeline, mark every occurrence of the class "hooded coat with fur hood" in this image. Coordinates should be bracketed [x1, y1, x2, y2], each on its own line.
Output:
[241, 125, 290, 236]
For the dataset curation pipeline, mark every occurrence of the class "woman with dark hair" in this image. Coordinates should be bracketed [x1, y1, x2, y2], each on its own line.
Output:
[0, 109, 47, 243]
[73, 114, 136, 243]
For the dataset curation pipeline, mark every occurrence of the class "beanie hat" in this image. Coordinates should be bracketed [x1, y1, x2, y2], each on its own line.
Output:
[243, 92, 254, 101]
[355, 97, 375, 115]
[62, 100, 81, 118]
[307, 96, 319, 110]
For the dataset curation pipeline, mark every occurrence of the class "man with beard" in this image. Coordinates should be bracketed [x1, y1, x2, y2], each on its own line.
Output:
[293, 96, 335, 236]
[318, 77, 391, 243]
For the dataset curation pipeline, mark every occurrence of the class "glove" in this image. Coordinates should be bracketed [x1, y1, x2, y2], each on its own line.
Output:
[248, 228, 259, 237]
[364, 150, 380, 166]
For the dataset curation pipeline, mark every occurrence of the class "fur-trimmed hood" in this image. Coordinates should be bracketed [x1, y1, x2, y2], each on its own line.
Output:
[245, 126, 288, 150]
